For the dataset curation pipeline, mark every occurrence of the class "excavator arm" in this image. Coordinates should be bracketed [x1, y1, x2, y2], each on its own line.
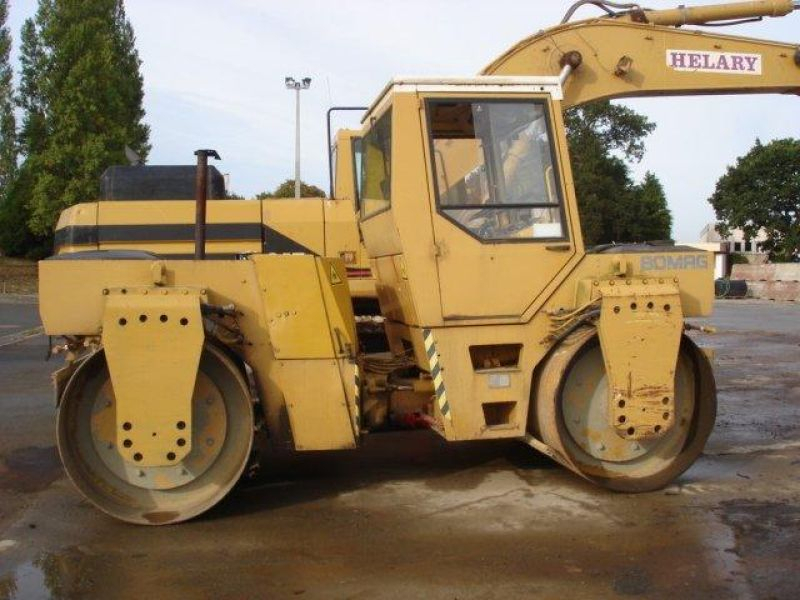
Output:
[482, 0, 800, 108]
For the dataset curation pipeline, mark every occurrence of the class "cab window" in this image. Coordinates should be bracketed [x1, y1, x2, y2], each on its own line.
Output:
[352, 136, 363, 210]
[360, 110, 392, 218]
[428, 99, 565, 241]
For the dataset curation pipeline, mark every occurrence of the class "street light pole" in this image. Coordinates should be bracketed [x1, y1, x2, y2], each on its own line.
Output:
[285, 76, 312, 199]
[294, 85, 301, 199]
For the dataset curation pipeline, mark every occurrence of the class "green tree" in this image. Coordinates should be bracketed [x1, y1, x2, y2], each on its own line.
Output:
[565, 101, 672, 246]
[0, 168, 43, 257]
[0, 0, 15, 191]
[0, 0, 25, 256]
[0, 14, 49, 257]
[257, 179, 326, 199]
[625, 171, 672, 242]
[17, 19, 45, 156]
[710, 138, 800, 262]
[566, 101, 655, 162]
[25, 0, 150, 237]
[2, 8, 57, 257]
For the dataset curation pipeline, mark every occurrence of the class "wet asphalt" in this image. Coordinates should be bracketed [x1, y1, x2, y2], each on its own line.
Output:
[0, 299, 798, 599]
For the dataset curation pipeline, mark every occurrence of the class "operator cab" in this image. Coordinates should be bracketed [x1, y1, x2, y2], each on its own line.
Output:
[355, 78, 583, 346]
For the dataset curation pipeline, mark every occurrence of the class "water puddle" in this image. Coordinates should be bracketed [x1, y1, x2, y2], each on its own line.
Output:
[0, 561, 48, 600]
[0, 548, 92, 600]
[701, 509, 754, 599]
[719, 500, 800, 599]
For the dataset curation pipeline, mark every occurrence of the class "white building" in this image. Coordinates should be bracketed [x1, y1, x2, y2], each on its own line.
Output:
[698, 223, 769, 261]
[679, 224, 769, 280]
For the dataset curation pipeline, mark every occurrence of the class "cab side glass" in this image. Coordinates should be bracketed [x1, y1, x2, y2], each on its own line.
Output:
[428, 100, 565, 241]
[352, 137, 363, 211]
[360, 110, 392, 218]
[330, 143, 338, 199]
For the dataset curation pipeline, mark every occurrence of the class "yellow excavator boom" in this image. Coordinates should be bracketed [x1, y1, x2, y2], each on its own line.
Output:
[483, 0, 800, 108]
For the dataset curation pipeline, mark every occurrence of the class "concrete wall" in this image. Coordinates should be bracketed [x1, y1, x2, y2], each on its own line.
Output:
[731, 264, 800, 301]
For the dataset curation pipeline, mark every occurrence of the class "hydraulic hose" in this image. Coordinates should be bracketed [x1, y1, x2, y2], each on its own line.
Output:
[561, 0, 643, 23]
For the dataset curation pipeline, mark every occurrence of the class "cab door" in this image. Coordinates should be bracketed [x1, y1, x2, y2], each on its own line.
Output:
[424, 95, 578, 320]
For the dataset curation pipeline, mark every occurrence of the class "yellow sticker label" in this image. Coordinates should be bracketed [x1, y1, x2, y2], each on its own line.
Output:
[329, 264, 343, 285]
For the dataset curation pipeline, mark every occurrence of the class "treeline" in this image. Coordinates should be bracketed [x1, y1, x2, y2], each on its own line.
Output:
[0, 0, 149, 258]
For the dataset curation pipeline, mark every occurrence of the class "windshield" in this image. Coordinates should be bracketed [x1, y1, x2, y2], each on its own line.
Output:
[429, 99, 564, 241]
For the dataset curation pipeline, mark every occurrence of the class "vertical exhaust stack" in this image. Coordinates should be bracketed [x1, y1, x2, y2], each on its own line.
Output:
[194, 149, 221, 260]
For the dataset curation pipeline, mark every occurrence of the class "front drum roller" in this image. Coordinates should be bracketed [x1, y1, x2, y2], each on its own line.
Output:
[57, 343, 254, 525]
[531, 327, 716, 492]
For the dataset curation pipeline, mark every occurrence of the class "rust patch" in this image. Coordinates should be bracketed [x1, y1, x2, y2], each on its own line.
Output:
[634, 384, 671, 396]
[0, 446, 62, 493]
[142, 511, 181, 525]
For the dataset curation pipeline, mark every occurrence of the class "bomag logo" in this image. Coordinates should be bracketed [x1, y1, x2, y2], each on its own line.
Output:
[640, 254, 709, 271]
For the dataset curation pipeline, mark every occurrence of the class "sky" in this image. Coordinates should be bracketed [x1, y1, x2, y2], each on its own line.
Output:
[7, 0, 800, 241]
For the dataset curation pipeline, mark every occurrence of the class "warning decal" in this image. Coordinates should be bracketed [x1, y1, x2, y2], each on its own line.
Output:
[329, 264, 343, 285]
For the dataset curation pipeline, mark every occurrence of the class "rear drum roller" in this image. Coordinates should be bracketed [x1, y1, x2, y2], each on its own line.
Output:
[57, 343, 254, 525]
[532, 327, 716, 492]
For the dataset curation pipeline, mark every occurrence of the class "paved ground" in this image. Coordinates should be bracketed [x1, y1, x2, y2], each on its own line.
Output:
[0, 297, 39, 341]
[0, 300, 798, 599]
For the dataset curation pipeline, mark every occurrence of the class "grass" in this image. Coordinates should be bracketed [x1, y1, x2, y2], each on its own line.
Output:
[0, 257, 38, 294]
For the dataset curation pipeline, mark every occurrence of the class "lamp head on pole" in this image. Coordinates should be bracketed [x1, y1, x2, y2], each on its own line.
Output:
[285, 76, 312, 90]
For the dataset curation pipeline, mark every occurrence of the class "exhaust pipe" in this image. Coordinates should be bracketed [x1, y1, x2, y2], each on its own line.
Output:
[194, 149, 221, 260]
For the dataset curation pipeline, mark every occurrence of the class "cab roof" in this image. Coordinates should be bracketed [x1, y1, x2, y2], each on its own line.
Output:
[362, 76, 564, 124]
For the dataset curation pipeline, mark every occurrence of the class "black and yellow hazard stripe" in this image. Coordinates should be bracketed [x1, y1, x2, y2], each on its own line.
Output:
[423, 328, 451, 420]
[353, 363, 361, 428]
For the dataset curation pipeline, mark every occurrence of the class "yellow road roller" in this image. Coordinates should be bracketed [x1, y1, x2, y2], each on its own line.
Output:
[39, 0, 800, 523]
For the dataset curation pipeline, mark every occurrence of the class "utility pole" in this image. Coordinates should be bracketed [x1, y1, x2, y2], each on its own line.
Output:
[285, 76, 312, 199]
